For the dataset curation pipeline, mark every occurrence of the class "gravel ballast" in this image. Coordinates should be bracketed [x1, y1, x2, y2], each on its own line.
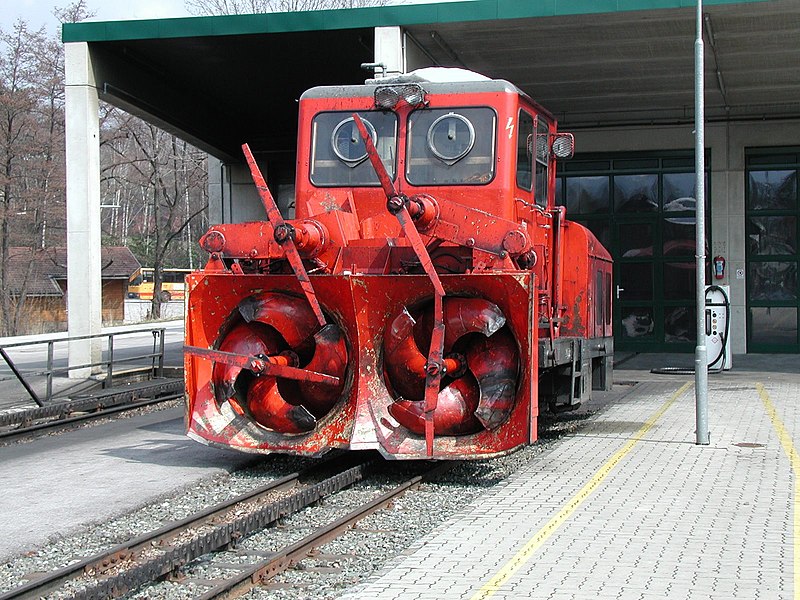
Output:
[0, 412, 592, 599]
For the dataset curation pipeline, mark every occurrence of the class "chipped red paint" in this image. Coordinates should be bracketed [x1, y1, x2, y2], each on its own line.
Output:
[184, 74, 613, 460]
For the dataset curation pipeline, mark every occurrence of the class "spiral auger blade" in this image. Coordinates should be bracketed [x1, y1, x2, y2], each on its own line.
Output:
[384, 308, 428, 401]
[247, 376, 316, 434]
[297, 324, 348, 419]
[188, 293, 348, 435]
[466, 327, 519, 430]
[209, 322, 281, 402]
[384, 297, 516, 438]
[389, 373, 482, 435]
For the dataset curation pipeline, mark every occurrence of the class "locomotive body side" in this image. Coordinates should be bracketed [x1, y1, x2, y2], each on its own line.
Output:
[184, 73, 613, 459]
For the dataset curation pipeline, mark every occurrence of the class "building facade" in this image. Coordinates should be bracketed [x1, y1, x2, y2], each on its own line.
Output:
[62, 0, 800, 354]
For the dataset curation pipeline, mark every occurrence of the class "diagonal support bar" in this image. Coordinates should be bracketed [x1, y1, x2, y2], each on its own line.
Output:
[422, 293, 445, 456]
[184, 345, 340, 386]
[352, 114, 445, 298]
[353, 113, 445, 455]
[241, 143, 326, 327]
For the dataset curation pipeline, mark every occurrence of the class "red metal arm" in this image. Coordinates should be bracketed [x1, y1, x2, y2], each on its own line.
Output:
[353, 113, 445, 456]
[241, 143, 326, 327]
[184, 345, 340, 386]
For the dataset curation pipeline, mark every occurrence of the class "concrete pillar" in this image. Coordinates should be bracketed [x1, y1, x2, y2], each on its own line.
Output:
[207, 156, 227, 226]
[65, 42, 102, 377]
[374, 26, 405, 77]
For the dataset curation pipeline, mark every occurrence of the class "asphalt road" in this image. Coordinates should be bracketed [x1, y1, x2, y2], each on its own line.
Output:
[0, 405, 256, 560]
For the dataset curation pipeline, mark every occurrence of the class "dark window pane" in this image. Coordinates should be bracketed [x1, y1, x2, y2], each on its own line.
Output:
[748, 170, 797, 211]
[618, 222, 654, 258]
[747, 154, 797, 166]
[563, 160, 610, 172]
[663, 172, 695, 205]
[750, 307, 798, 345]
[665, 306, 696, 343]
[746, 216, 797, 256]
[619, 263, 653, 301]
[566, 176, 609, 214]
[614, 174, 658, 213]
[516, 110, 534, 191]
[613, 158, 659, 170]
[663, 157, 695, 169]
[555, 178, 564, 207]
[749, 261, 798, 301]
[662, 172, 708, 209]
[663, 176, 709, 214]
[663, 262, 696, 300]
[620, 307, 655, 339]
[663, 217, 696, 257]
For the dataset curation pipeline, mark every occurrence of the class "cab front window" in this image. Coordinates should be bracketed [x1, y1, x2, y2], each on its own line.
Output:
[310, 111, 397, 187]
[406, 107, 496, 186]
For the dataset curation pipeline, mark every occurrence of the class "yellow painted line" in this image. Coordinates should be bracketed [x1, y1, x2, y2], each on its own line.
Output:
[758, 382, 800, 600]
[470, 381, 692, 600]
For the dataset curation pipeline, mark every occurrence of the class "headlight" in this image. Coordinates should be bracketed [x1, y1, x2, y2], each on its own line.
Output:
[551, 133, 575, 159]
[374, 83, 426, 109]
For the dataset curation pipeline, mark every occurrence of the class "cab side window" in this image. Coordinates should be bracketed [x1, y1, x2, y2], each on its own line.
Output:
[516, 110, 534, 191]
[535, 117, 551, 207]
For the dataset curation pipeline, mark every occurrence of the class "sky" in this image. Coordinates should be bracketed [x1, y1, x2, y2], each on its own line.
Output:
[0, 0, 192, 33]
[0, 0, 456, 34]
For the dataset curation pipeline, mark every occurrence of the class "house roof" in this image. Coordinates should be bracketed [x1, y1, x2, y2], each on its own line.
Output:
[6, 247, 141, 297]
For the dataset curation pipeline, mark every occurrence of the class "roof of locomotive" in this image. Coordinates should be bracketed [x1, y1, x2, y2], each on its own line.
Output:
[302, 68, 522, 101]
[300, 67, 553, 120]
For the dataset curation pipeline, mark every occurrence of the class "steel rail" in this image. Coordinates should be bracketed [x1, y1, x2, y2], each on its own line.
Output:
[0, 378, 183, 429]
[0, 394, 181, 443]
[0, 460, 370, 600]
[197, 462, 453, 600]
[0, 466, 301, 600]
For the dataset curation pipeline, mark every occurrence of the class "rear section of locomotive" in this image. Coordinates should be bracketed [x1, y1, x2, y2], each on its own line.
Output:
[184, 72, 613, 460]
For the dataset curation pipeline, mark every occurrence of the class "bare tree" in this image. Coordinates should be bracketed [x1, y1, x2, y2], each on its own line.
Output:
[54, 0, 96, 24]
[0, 0, 208, 334]
[100, 112, 208, 318]
[0, 20, 67, 335]
[0, 2, 99, 335]
[186, 0, 388, 15]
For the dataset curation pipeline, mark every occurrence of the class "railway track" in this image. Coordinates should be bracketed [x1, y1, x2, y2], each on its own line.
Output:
[0, 378, 183, 442]
[0, 456, 448, 600]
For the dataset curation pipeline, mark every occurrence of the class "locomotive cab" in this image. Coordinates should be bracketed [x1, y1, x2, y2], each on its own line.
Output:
[184, 69, 613, 460]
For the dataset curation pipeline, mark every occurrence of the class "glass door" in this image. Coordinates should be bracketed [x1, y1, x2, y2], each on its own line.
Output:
[746, 149, 799, 353]
[557, 153, 708, 353]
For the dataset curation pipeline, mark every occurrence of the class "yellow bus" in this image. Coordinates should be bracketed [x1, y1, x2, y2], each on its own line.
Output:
[127, 268, 192, 302]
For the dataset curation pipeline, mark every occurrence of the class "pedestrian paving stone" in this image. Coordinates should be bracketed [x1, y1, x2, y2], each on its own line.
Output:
[340, 365, 799, 599]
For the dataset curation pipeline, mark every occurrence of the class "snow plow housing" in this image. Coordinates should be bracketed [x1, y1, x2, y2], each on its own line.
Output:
[185, 72, 613, 460]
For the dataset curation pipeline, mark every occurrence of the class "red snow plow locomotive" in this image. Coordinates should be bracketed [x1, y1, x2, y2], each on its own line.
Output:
[184, 70, 613, 460]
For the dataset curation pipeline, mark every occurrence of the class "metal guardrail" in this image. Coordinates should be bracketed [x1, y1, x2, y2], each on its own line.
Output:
[0, 328, 166, 407]
[0, 379, 184, 431]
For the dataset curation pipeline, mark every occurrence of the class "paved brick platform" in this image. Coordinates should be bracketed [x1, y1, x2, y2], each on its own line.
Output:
[342, 360, 799, 599]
